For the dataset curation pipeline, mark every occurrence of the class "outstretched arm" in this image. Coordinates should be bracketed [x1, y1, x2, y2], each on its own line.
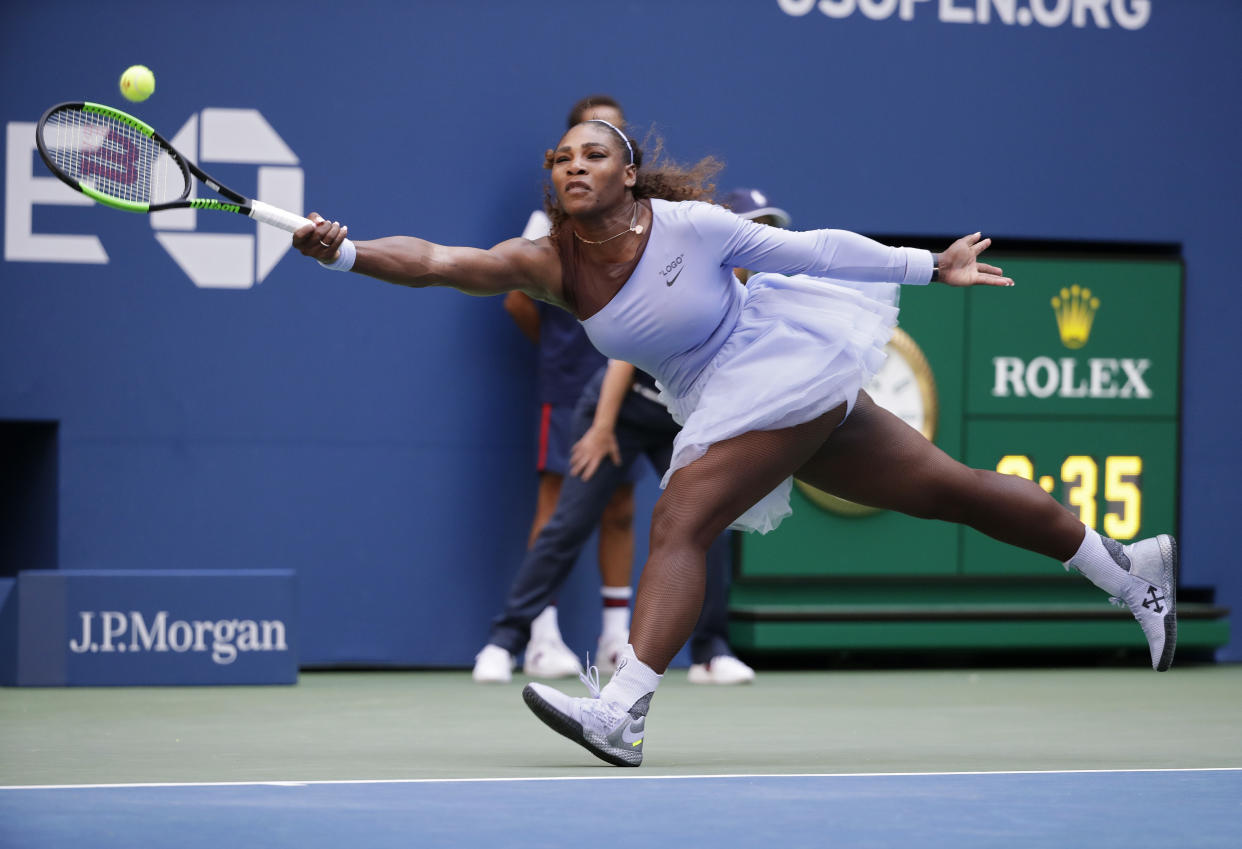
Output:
[699, 204, 1014, 288]
[292, 214, 564, 301]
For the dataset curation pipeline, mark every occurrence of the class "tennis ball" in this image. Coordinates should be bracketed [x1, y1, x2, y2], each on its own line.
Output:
[119, 65, 155, 102]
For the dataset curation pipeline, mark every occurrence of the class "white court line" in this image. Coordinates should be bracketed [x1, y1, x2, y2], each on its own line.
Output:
[3, 766, 1240, 791]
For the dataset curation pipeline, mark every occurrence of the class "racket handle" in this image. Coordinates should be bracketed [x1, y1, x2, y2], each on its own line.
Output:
[249, 200, 314, 233]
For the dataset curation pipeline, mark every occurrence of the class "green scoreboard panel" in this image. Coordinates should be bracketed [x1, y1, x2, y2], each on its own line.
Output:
[740, 254, 1182, 580]
[963, 256, 1181, 574]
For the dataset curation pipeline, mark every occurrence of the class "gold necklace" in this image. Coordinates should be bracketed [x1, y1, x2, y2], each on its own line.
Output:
[573, 202, 644, 245]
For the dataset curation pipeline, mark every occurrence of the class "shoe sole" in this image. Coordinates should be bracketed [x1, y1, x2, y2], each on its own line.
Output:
[521, 685, 639, 768]
[1156, 534, 1178, 672]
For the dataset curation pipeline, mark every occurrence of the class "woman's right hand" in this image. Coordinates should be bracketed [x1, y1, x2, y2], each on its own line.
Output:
[292, 213, 349, 263]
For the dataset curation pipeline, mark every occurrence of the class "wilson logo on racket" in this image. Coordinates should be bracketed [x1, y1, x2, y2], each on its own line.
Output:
[78, 125, 141, 187]
[35, 101, 307, 289]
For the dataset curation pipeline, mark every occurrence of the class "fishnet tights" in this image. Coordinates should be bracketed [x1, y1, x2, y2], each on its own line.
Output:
[628, 392, 1087, 672]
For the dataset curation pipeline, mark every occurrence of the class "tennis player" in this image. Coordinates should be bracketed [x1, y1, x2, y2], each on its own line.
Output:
[294, 119, 1178, 768]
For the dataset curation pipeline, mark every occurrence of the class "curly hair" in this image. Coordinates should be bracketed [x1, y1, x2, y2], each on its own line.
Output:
[542, 125, 723, 237]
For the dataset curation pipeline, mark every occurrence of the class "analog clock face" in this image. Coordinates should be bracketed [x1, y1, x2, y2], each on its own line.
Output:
[795, 327, 939, 516]
[866, 335, 932, 439]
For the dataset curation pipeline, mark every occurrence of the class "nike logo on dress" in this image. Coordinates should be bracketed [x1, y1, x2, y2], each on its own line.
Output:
[665, 267, 683, 287]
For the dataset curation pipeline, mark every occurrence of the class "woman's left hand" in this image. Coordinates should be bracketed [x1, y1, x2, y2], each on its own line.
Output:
[937, 233, 1014, 287]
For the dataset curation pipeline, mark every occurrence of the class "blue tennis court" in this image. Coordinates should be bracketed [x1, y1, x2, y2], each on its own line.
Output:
[3, 769, 1239, 849]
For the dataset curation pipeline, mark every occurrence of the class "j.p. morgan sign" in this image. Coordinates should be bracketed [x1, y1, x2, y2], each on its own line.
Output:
[70, 610, 288, 666]
[3, 569, 297, 686]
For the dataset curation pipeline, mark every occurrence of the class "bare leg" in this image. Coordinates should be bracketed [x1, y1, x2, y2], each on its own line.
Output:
[598, 483, 636, 587]
[796, 391, 1085, 560]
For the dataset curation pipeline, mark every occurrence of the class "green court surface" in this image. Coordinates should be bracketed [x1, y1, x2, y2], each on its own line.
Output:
[3, 665, 1240, 786]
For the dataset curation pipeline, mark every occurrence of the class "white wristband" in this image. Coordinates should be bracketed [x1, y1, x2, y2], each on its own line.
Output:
[318, 238, 356, 272]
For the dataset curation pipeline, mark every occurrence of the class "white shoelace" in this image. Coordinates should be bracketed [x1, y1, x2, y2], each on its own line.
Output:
[576, 657, 630, 730]
[578, 656, 601, 699]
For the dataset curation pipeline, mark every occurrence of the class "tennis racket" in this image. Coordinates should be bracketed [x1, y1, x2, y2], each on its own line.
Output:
[35, 101, 311, 233]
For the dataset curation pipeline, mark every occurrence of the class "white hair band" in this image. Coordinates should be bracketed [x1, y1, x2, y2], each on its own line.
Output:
[587, 119, 634, 164]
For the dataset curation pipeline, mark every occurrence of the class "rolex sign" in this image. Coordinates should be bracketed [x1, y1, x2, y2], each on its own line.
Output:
[967, 258, 1180, 418]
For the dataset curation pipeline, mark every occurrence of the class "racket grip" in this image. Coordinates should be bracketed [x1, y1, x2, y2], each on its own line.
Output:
[249, 200, 314, 233]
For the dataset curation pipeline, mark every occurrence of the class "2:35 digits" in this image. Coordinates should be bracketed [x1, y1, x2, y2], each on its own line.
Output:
[996, 455, 1142, 540]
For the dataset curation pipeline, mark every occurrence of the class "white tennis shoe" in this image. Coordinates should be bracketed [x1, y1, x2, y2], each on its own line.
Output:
[595, 630, 629, 675]
[523, 666, 650, 767]
[523, 637, 583, 679]
[1108, 534, 1178, 672]
[471, 644, 514, 684]
[688, 655, 755, 685]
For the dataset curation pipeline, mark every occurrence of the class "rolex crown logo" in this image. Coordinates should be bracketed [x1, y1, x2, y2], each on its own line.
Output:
[1050, 284, 1100, 349]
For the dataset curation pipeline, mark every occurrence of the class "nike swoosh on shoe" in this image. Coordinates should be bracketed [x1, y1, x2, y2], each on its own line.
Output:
[620, 718, 644, 746]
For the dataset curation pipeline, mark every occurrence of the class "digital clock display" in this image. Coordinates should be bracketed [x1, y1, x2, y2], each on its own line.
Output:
[997, 454, 1142, 539]
[963, 418, 1178, 575]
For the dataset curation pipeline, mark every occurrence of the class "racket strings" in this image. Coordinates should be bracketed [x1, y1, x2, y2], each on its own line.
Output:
[45, 108, 185, 205]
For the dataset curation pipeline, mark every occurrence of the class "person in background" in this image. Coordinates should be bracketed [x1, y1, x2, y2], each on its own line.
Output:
[476, 96, 636, 682]
[569, 357, 755, 685]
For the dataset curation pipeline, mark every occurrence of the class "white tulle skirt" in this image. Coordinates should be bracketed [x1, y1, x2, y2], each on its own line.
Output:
[658, 273, 899, 534]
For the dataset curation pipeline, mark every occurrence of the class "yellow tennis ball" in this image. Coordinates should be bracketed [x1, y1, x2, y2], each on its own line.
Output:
[119, 65, 155, 102]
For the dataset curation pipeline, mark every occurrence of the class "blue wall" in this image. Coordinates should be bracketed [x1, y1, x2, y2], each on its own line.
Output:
[2, 1, 1239, 663]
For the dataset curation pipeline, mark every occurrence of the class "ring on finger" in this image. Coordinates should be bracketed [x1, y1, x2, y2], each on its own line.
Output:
[319, 240, 332, 247]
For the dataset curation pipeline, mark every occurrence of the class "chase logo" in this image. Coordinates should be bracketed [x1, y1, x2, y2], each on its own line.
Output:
[1051, 285, 1100, 349]
[4, 108, 303, 290]
[150, 109, 303, 289]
